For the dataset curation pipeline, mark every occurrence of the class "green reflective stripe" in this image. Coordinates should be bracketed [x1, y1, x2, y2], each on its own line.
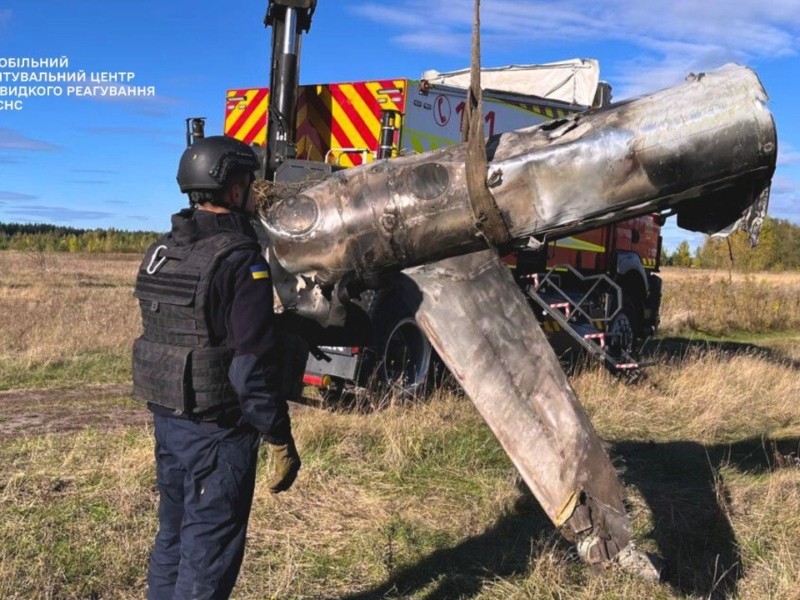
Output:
[551, 236, 605, 253]
[403, 128, 457, 153]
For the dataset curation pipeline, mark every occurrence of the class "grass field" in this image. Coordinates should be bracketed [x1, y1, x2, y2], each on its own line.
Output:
[1, 252, 798, 600]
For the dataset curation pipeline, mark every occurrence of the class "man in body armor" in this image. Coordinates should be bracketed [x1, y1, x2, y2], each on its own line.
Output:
[132, 136, 301, 600]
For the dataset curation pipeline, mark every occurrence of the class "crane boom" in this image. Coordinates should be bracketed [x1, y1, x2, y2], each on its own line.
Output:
[263, 0, 316, 179]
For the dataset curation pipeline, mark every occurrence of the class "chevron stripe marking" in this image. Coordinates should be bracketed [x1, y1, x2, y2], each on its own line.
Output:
[224, 80, 408, 165]
[295, 97, 326, 161]
[351, 82, 383, 135]
[368, 80, 399, 112]
[227, 88, 268, 141]
[329, 84, 375, 151]
[391, 79, 407, 110]
[350, 81, 381, 132]
[240, 92, 268, 145]
[224, 90, 239, 131]
[225, 88, 251, 136]
[314, 87, 357, 165]
[226, 88, 262, 139]
[296, 95, 308, 129]
[302, 85, 337, 158]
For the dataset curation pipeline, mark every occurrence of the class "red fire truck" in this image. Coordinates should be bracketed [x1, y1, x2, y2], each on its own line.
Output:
[224, 54, 662, 391]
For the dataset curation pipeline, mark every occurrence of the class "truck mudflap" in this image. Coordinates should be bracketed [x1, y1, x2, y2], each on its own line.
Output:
[402, 250, 659, 577]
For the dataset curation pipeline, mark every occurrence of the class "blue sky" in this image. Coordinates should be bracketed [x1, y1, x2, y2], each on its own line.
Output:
[0, 0, 798, 251]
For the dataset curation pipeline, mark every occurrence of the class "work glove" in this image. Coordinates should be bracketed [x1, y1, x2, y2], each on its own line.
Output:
[267, 437, 301, 493]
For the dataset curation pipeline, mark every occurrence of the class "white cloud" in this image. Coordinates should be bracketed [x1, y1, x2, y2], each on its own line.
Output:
[764, 174, 800, 222]
[618, 1, 798, 56]
[771, 174, 799, 195]
[352, 0, 800, 97]
[0, 190, 36, 201]
[356, 5, 431, 29]
[0, 128, 61, 152]
[612, 51, 745, 98]
[393, 32, 471, 56]
[3, 205, 113, 222]
[351, 0, 800, 228]
[778, 143, 800, 167]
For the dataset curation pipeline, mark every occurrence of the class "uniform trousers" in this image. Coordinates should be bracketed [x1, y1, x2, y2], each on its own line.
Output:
[147, 413, 260, 600]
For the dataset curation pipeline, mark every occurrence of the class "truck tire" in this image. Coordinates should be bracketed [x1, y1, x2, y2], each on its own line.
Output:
[378, 316, 433, 395]
[608, 296, 642, 356]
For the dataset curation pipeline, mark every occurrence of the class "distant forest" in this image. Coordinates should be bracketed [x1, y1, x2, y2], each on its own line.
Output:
[2, 217, 799, 270]
[663, 217, 800, 271]
[0, 223, 160, 253]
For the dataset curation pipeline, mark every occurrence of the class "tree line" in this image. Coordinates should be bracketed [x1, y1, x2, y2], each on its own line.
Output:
[663, 217, 800, 271]
[0, 223, 160, 253]
[3, 216, 798, 268]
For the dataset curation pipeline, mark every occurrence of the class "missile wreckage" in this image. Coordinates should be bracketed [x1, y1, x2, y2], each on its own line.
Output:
[254, 63, 776, 577]
[262, 65, 774, 284]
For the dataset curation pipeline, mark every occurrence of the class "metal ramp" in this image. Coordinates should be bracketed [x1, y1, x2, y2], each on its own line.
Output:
[523, 265, 647, 372]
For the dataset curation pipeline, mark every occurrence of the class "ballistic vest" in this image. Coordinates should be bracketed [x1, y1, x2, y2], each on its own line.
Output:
[132, 216, 260, 415]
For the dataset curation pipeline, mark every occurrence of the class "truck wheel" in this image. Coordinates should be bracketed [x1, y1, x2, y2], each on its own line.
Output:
[608, 297, 642, 356]
[379, 316, 433, 395]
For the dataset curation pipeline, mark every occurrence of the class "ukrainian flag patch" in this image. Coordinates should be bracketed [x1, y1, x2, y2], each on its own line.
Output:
[250, 265, 269, 280]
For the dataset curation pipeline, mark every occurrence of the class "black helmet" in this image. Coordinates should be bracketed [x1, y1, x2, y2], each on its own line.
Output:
[176, 135, 260, 193]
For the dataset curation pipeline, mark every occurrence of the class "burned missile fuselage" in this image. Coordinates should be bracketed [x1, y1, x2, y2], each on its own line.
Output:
[262, 65, 776, 290]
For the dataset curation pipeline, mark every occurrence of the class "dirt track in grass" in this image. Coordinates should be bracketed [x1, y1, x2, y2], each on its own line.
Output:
[0, 384, 148, 439]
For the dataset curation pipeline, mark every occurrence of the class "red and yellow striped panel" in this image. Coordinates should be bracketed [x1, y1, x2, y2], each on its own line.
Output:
[297, 79, 406, 167]
[225, 88, 269, 145]
[224, 80, 407, 168]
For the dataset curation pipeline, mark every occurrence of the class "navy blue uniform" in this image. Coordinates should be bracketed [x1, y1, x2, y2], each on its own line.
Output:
[146, 210, 288, 600]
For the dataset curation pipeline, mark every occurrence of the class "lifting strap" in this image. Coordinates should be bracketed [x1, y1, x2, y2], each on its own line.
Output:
[461, 0, 511, 247]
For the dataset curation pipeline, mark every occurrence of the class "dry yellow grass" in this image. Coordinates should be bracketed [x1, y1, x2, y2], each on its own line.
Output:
[576, 347, 799, 442]
[0, 251, 141, 361]
[0, 254, 798, 599]
[660, 267, 800, 335]
[0, 252, 141, 389]
[1, 383, 797, 599]
[663, 267, 800, 287]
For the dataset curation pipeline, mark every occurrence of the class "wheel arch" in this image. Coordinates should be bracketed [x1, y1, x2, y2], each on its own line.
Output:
[614, 250, 648, 303]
